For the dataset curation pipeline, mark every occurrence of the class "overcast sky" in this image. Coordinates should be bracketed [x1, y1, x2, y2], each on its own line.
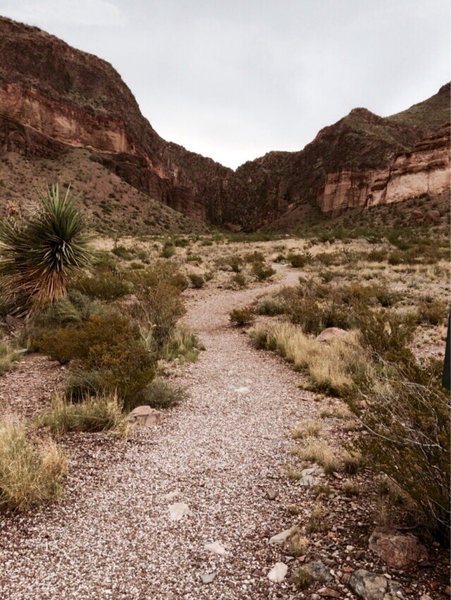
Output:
[1, 0, 450, 168]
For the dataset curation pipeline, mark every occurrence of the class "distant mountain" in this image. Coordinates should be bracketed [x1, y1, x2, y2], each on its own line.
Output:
[0, 16, 449, 231]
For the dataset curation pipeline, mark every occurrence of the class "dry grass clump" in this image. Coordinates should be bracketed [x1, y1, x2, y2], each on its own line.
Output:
[320, 401, 353, 420]
[251, 322, 373, 397]
[306, 502, 329, 533]
[291, 419, 322, 439]
[287, 529, 310, 557]
[0, 340, 21, 376]
[298, 439, 340, 474]
[38, 394, 125, 435]
[292, 567, 314, 590]
[0, 422, 66, 510]
[162, 325, 202, 363]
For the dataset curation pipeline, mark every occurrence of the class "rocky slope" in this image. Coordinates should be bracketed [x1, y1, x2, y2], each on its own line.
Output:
[0, 16, 449, 230]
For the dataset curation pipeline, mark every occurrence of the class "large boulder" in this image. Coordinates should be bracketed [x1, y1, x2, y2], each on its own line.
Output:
[369, 528, 428, 570]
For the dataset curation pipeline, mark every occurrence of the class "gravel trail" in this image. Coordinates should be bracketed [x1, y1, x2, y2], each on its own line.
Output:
[0, 267, 318, 600]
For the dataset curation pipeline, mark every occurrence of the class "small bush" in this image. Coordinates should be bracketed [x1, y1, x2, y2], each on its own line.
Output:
[112, 245, 134, 260]
[35, 312, 155, 401]
[230, 307, 255, 327]
[293, 568, 313, 590]
[38, 394, 125, 435]
[189, 273, 205, 289]
[288, 253, 309, 268]
[231, 273, 246, 288]
[70, 272, 131, 301]
[417, 299, 448, 326]
[160, 243, 175, 259]
[129, 379, 185, 411]
[252, 261, 275, 281]
[0, 423, 66, 510]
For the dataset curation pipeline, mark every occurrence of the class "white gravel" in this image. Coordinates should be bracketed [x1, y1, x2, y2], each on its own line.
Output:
[0, 269, 320, 600]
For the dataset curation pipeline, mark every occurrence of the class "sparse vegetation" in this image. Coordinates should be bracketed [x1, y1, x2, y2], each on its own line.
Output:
[230, 306, 255, 327]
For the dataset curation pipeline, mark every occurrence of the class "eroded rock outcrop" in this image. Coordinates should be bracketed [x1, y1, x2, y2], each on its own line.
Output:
[0, 16, 449, 230]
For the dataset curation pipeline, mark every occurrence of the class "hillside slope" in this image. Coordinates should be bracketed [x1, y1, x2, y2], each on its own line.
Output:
[0, 16, 449, 230]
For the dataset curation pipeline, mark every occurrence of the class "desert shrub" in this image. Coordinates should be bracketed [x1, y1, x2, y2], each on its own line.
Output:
[244, 251, 265, 263]
[112, 245, 133, 260]
[358, 310, 416, 364]
[174, 237, 188, 247]
[252, 260, 275, 281]
[367, 248, 387, 262]
[38, 394, 125, 435]
[162, 325, 202, 363]
[186, 254, 202, 263]
[231, 273, 246, 288]
[35, 312, 155, 400]
[160, 243, 175, 258]
[70, 272, 131, 301]
[352, 363, 450, 539]
[0, 184, 91, 311]
[417, 299, 448, 326]
[124, 262, 188, 291]
[129, 379, 186, 411]
[254, 297, 285, 316]
[0, 423, 66, 510]
[189, 273, 205, 288]
[288, 253, 309, 268]
[0, 341, 21, 376]
[230, 307, 255, 327]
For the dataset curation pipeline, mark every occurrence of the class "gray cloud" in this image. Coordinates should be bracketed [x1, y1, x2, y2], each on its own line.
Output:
[1, 0, 450, 168]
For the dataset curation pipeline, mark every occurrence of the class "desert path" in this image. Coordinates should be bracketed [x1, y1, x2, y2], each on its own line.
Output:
[0, 266, 318, 600]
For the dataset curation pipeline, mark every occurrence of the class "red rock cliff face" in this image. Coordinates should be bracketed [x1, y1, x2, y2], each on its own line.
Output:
[0, 17, 231, 223]
[0, 16, 449, 230]
[317, 123, 450, 213]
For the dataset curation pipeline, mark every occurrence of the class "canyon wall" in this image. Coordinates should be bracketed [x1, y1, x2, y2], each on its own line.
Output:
[0, 16, 449, 230]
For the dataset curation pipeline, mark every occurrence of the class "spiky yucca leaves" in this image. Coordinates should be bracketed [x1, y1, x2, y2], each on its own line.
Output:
[0, 185, 91, 312]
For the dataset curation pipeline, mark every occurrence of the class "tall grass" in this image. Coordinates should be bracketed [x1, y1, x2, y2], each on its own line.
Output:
[251, 322, 373, 397]
[0, 422, 66, 510]
[38, 394, 126, 435]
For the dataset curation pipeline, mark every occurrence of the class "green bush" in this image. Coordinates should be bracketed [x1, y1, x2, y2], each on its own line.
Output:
[189, 273, 205, 288]
[35, 312, 155, 400]
[230, 307, 255, 327]
[252, 261, 275, 281]
[160, 243, 175, 258]
[70, 272, 131, 301]
[288, 253, 309, 268]
[112, 245, 134, 260]
[231, 273, 246, 288]
[129, 379, 186, 411]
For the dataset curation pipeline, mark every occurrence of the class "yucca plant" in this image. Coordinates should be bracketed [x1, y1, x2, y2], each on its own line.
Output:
[0, 184, 91, 312]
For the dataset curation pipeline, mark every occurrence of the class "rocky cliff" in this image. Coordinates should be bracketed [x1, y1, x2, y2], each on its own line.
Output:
[0, 16, 449, 231]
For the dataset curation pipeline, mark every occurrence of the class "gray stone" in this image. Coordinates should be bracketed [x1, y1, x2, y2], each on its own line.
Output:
[305, 561, 333, 583]
[349, 569, 388, 600]
[200, 572, 216, 584]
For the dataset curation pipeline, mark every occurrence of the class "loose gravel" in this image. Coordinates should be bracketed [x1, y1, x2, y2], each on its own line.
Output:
[0, 270, 325, 599]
